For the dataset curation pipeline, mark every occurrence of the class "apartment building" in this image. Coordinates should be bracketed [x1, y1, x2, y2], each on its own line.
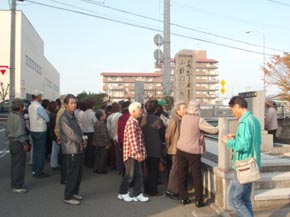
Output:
[192, 50, 219, 104]
[101, 50, 219, 104]
[101, 72, 163, 102]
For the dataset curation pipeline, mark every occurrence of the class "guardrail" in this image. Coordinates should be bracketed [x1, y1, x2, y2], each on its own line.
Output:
[0, 114, 8, 122]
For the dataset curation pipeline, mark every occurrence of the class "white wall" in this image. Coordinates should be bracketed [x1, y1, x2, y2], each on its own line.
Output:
[0, 10, 60, 101]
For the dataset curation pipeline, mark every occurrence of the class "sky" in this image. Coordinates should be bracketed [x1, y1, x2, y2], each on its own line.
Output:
[1, 0, 290, 98]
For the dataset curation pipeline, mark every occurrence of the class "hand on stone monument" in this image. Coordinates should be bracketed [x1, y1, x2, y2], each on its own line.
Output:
[227, 133, 235, 139]
[222, 134, 235, 143]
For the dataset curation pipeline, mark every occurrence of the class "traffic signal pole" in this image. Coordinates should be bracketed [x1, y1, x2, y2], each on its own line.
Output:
[163, 0, 170, 96]
[9, 0, 16, 100]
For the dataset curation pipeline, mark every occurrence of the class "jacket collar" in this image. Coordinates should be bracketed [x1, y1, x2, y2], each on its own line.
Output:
[239, 111, 251, 123]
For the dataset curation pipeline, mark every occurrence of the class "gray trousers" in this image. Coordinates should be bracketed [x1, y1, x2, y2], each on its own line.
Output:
[9, 141, 26, 188]
[119, 158, 143, 197]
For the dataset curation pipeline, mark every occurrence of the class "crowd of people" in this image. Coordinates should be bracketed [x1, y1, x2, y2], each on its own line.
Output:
[6, 91, 264, 216]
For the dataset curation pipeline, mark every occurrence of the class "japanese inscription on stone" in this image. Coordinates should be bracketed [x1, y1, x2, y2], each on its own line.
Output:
[174, 53, 194, 103]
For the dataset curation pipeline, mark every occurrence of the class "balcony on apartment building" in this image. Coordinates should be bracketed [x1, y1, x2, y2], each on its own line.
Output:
[195, 84, 218, 90]
[196, 93, 217, 99]
[196, 78, 219, 84]
[195, 70, 218, 76]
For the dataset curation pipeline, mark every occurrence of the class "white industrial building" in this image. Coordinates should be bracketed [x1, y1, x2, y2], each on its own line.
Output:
[0, 10, 60, 101]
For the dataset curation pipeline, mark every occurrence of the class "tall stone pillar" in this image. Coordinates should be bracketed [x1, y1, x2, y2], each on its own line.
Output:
[174, 50, 196, 103]
[215, 117, 238, 212]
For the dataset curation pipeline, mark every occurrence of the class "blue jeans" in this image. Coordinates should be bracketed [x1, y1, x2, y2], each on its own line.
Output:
[229, 172, 254, 217]
[31, 131, 47, 176]
[50, 140, 60, 168]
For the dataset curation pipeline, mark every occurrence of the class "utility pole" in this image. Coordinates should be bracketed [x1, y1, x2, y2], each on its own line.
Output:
[163, 0, 170, 96]
[262, 34, 266, 94]
[246, 30, 266, 94]
[9, 0, 17, 100]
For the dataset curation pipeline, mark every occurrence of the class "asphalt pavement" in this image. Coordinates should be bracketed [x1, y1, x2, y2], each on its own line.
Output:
[0, 121, 220, 217]
[1, 120, 290, 217]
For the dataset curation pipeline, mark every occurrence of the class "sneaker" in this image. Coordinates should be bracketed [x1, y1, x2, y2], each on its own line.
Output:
[73, 194, 83, 200]
[11, 188, 27, 193]
[64, 199, 81, 205]
[132, 193, 149, 202]
[117, 193, 133, 202]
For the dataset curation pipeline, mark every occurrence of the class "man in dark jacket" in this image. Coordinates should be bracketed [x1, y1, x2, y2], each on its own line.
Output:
[142, 114, 163, 196]
[6, 98, 30, 193]
[59, 94, 86, 205]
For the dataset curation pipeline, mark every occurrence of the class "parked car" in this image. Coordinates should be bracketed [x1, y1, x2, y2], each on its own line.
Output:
[0, 99, 30, 113]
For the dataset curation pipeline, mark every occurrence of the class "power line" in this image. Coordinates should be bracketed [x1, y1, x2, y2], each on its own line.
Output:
[79, 0, 161, 22]
[22, 0, 279, 56]
[25, 0, 161, 30]
[77, 0, 287, 53]
[266, 0, 290, 7]
[172, 1, 290, 32]
[46, 0, 158, 29]
[172, 32, 272, 56]
[172, 23, 286, 53]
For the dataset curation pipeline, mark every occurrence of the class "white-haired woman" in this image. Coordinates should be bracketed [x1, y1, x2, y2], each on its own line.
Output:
[165, 100, 187, 199]
[117, 102, 149, 202]
[176, 100, 218, 207]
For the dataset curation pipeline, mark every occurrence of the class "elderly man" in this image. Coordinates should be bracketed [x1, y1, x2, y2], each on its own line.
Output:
[265, 100, 278, 142]
[6, 98, 30, 193]
[29, 89, 50, 178]
[117, 102, 149, 202]
[60, 94, 86, 205]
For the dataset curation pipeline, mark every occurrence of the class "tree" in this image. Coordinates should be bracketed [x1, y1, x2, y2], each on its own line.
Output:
[264, 53, 290, 101]
[163, 95, 173, 111]
[0, 82, 9, 101]
[76, 91, 107, 109]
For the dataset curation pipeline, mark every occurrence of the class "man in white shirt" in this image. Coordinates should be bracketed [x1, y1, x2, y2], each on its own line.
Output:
[29, 89, 50, 178]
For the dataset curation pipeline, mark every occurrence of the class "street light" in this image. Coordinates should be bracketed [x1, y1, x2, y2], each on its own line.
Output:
[246, 30, 266, 94]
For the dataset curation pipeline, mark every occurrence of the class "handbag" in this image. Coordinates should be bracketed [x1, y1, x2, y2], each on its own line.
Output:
[234, 117, 260, 184]
[235, 157, 260, 184]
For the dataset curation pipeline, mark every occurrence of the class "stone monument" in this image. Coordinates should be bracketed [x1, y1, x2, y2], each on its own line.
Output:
[174, 49, 196, 103]
[135, 81, 144, 104]
[239, 90, 273, 150]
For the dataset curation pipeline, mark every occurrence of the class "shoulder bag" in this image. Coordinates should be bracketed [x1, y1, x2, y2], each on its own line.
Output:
[234, 117, 260, 184]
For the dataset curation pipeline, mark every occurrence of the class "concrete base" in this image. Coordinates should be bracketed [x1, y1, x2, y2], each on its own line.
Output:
[261, 132, 273, 151]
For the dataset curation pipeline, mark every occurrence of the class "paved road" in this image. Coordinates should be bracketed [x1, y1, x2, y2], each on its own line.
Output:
[2, 120, 290, 217]
[0, 122, 219, 217]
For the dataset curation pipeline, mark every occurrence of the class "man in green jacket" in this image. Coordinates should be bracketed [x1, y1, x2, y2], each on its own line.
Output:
[222, 96, 261, 217]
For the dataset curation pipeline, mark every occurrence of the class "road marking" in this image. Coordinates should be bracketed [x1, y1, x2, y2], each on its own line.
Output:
[0, 148, 9, 158]
[0, 128, 5, 133]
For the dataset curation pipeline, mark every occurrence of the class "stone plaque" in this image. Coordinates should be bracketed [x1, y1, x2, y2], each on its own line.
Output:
[238, 91, 264, 128]
[174, 50, 196, 103]
[135, 81, 144, 104]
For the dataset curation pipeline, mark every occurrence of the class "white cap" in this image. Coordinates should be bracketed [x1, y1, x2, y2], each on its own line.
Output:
[31, 89, 43, 96]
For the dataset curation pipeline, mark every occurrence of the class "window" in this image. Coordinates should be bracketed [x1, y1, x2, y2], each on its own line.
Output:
[25, 55, 42, 75]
